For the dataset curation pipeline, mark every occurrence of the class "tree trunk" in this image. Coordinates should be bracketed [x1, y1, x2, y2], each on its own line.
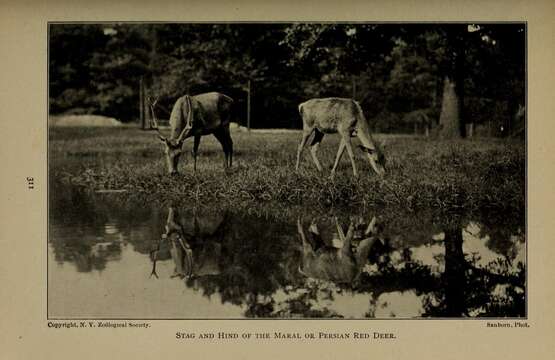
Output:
[439, 77, 462, 139]
[439, 25, 467, 139]
[140, 77, 145, 129]
[247, 79, 251, 132]
[467, 123, 474, 138]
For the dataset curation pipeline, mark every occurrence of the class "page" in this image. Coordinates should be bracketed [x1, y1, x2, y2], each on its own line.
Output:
[1, 0, 554, 359]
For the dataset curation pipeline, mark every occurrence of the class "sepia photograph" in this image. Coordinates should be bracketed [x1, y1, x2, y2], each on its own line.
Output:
[4, 0, 555, 358]
[48, 22, 526, 319]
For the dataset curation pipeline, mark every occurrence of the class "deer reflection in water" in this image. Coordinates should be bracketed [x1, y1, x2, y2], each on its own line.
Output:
[150, 207, 227, 280]
[296, 215, 388, 286]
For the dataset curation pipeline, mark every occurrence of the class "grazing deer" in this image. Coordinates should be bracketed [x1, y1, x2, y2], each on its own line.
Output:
[296, 215, 380, 285]
[149, 92, 234, 175]
[295, 98, 386, 178]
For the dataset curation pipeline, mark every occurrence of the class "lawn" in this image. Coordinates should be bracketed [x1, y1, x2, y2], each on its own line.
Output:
[49, 126, 525, 217]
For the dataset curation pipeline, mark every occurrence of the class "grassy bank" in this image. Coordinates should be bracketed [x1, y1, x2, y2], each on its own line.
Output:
[49, 127, 525, 214]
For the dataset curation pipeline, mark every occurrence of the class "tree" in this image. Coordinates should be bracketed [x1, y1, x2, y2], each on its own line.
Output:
[49, 24, 108, 115]
[88, 24, 151, 121]
[49, 23, 524, 132]
[464, 24, 525, 136]
[436, 25, 468, 138]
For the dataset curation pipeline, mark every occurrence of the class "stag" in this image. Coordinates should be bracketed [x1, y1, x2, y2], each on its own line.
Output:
[149, 92, 234, 174]
[295, 98, 386, 178]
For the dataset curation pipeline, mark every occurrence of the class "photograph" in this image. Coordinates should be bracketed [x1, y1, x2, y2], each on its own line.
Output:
[47, 22, 527, 319]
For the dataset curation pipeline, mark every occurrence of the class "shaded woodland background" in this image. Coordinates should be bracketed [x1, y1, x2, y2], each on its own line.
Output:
[49, 23, 525, 137]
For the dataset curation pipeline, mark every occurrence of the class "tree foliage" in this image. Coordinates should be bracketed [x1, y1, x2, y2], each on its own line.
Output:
[49, 23, 524, 136]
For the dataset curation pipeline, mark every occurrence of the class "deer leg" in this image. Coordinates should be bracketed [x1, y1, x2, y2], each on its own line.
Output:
[330, 138, 346, 178]
[192, 135, 201, 172]
[309, 129, 325, 172]
[213, 130, 229, 169]
[295, 129, 313, 171]
[225, 128, 233, 167]
[342, 133, 358, 177]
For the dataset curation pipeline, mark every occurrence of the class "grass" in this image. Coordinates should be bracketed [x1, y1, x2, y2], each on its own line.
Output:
[49, 126, 525, 216]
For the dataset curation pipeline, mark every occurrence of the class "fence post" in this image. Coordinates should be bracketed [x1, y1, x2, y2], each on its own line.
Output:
[145, 86, 152, 129]
[247, 79, 251, 132]
[140, 77, 145, 129]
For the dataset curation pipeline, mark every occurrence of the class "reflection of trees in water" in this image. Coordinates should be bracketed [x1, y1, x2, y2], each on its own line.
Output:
[475, 210, 525, 261]
[245, 280, 345, 318]
[49, 182, 164, 272]
[50, 233, 123, 272]
[49, 186, 126, 272]
[420, 224, 467, 316]
[155, 207, 525, 318]
[364, 216, 525, 318]
[50, 185, 525, 317]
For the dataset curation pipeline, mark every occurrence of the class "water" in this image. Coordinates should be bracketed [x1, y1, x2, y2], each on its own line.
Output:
[48, 186, 525, 319]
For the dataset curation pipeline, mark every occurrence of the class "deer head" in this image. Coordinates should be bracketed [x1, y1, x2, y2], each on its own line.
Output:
[149, 96, 194, 175]
[359, 143, 386, 176]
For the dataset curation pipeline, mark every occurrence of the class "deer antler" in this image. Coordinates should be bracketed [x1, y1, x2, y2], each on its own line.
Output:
[148, 96, 168, 141]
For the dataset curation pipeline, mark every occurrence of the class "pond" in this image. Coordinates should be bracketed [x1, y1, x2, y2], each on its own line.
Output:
[48, 184, 525, 319]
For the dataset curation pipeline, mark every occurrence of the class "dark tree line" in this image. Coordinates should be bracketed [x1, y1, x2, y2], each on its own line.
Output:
[49, 23, 524, 137]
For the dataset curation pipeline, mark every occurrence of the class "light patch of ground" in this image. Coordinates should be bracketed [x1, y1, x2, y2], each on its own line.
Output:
[50, 114, 122, 127]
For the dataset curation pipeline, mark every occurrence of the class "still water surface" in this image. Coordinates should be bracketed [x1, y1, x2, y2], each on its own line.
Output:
[48, 187, 525, 319]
